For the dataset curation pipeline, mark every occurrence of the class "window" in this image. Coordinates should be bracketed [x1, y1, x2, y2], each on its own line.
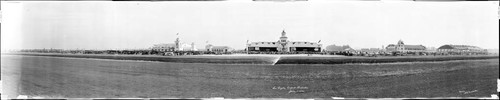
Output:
[272, 42, 275, 44]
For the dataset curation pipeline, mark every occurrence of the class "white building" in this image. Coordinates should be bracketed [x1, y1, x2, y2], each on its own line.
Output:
[437, 45, 486, 53]
[385, 40, 426, 53]
[246, 30, 322, 52]
[151, 43, 176, 52]
[151, 37, 197, 52]
[205, 44, 233, 52]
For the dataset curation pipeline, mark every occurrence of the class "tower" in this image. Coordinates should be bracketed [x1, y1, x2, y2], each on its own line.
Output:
[191, 42, 196, 51]
[278, 30, 288, 52]
[175, 37, 180, 51]
[397, 39, 404, 45]
[281, 30, 286, 37]
[280, 30, 288, 42]
[205, 44, 213, 51]
[397, 39, 405, 52]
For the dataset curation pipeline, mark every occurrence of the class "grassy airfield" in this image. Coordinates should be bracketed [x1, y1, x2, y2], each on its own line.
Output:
[6, 53, 499, 65]
[1, 53, 498, 98]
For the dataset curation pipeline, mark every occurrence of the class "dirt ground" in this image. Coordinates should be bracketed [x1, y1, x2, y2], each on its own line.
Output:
[1, 55, 498, 98]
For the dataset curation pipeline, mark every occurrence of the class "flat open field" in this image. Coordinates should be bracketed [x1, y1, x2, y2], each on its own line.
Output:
[4, 53, 499, 65]
[276, 55, 500, 64]
[1, 54, 498, 98]
[4, 53, 278, 64]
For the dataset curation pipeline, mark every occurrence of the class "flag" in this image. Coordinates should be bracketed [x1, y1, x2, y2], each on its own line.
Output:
[318, 40, 321, 43]
[176, 33, 179, 35]
[246, 40, 249, 43]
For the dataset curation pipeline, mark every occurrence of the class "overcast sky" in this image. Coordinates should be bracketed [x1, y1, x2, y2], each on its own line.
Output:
[2, 1, 498, 50]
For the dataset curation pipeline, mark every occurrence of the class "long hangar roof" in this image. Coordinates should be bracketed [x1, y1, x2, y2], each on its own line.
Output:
[438, 45, 482, 50]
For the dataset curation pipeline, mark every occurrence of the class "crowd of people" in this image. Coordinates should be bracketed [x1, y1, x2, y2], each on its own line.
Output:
[327, 51, 491, 57]
[15, 49, 231, 56]
[12, 49, 492, 57]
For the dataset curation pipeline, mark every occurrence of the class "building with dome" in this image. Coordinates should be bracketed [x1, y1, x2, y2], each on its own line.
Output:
[385, 40, 426, 53]
[246, 30, 322, 52]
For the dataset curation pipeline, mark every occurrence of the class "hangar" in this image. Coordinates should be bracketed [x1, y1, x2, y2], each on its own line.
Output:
[437, 45, 487, 54]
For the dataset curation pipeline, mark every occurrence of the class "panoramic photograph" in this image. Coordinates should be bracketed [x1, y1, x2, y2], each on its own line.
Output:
[1, 0, 499, 99]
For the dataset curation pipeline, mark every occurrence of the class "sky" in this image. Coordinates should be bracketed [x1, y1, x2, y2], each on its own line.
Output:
[1, 1, 499, 50]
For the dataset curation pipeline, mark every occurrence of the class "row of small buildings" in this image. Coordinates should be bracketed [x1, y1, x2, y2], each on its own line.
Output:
[325, 40, 488, 54]
[151, 36, 233, 52]
[150, 30, 489, 55]
[325, 40, 488, 55]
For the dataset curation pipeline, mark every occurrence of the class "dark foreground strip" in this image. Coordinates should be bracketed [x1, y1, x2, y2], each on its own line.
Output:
[4, 53, 499, 65]
[6, 53, 276, 64]
[274, 56, 500, 64]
